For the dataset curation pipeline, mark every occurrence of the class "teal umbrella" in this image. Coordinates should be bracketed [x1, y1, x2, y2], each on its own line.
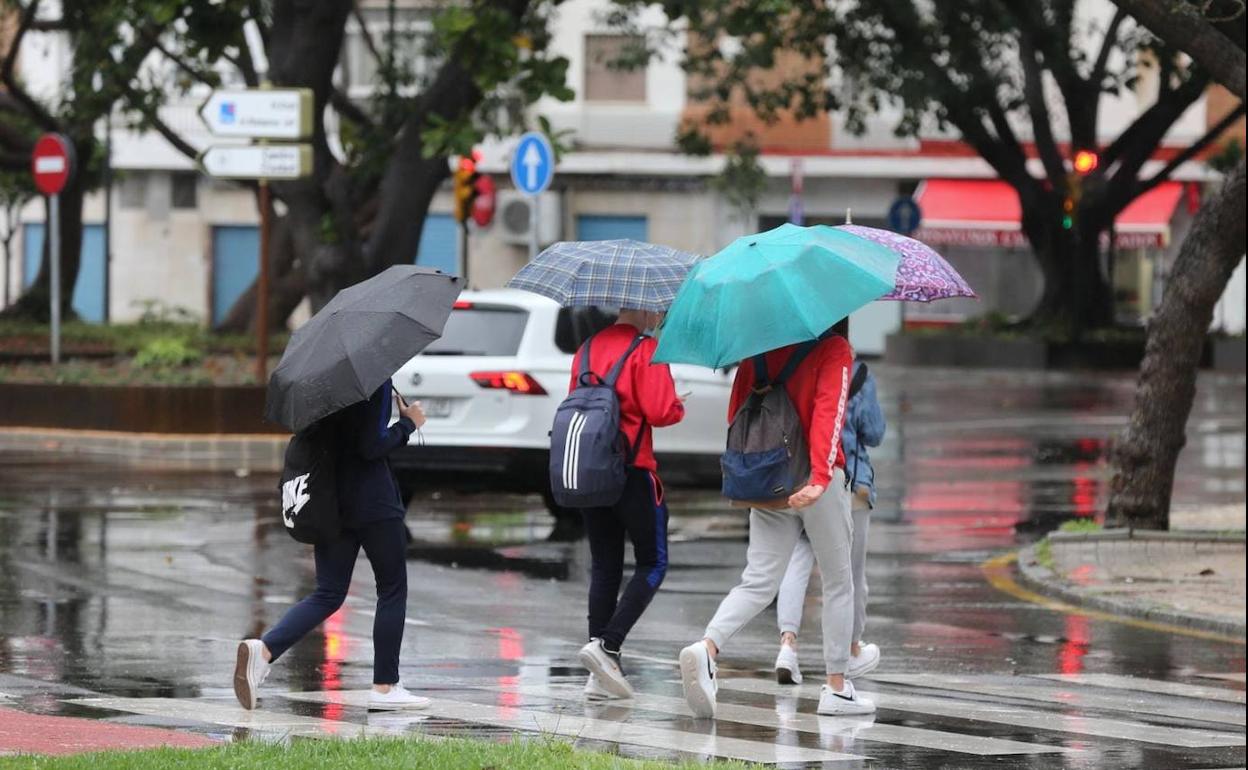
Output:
[653, 224, 898, 368]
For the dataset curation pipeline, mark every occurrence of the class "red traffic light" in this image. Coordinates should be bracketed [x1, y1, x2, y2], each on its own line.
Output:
[1073, 150, 1099, 174]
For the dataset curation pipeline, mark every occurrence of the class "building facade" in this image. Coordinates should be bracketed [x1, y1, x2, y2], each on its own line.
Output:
[6, 0, 1244, 349]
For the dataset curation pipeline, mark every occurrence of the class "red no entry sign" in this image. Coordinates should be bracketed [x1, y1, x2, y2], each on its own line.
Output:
[31, 133, 75, 196]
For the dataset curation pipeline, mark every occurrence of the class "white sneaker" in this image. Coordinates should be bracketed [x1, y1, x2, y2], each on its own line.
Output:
[846, 643, 881, 680]
[233, 639, 269, 710]
[369, 683, 431, 710]
[679, 641, 718, 718]
[775, 643, 803, 685]
[584, 673, 620, 701]
[817, 680, 876, 716]
[578, 639, 634, 699]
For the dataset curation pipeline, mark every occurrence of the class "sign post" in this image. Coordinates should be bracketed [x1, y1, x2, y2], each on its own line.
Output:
[788, 158, 804, 225]
[509, 132, 554, 261]
[199, 87, 313, 382]
[31, 133, 75, 365]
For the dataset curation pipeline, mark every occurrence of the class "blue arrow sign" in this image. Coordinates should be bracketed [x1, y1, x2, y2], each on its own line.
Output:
[510, 132, 554, 196]
[887, 197, 922, 235]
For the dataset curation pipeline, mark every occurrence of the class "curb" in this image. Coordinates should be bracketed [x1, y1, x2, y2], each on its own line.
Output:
[0, 426, 287, 472]
[1017, 544, 1247, 639]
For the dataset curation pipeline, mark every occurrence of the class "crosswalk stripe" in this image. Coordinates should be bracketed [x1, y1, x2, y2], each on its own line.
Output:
[503, 682, 1067, 756]
[870, 673, 1245, 727]
[1033, 673, 1247, 705]
[65, 697, 387, 737]
[279, 690, 864, 764]
[717, 679, 1246, 748]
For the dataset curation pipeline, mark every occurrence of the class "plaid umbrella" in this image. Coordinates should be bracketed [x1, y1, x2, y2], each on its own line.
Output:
[507, 239, 699, 312]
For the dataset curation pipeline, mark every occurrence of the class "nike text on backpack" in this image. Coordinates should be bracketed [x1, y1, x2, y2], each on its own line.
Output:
[549, 334, 646, 508]
[721, 341, 819, 505]
[279, 421, 340, 544]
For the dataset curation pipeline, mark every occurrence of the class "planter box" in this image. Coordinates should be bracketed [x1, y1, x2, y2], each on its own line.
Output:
[885, 333, 1046, 369]
[0, 382, 282, 434]
[1213, 337, 1246, 372]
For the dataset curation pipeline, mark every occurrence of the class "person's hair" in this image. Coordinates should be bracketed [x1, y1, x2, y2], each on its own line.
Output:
[832, 318, 850, 338]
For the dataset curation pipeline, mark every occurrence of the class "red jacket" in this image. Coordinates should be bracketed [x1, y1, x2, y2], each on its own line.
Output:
[728, 335, 853, 489]
[568, 324, 685, 473]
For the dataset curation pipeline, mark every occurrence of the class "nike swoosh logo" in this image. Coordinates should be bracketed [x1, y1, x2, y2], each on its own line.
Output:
[832, 692, 856, 701]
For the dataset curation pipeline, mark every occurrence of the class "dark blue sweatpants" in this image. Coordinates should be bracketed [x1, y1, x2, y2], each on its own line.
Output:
[262, 517, 408, 684]
[582, 468, 669, 651]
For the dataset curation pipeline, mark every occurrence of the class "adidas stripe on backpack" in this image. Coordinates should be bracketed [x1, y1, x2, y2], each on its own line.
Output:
[721, 341, 819, 505]
[549, 333, 646, 508]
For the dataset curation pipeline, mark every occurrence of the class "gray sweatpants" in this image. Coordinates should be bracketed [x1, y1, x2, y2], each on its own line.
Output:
[777, 496, 870, 644]
[704, 469, 854, 674]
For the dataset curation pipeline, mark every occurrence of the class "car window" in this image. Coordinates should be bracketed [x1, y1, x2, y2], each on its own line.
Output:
[555, 306, 619, 354]
[423, 306, 528, 356]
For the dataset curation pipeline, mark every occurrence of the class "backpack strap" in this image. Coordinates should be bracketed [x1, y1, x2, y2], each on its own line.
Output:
[848, 361, 869, 400]
[576, 336, 595, 383]
[773, 340, 819, 386]
[751, 354, 770, 392]
[603, 334, 646, 387]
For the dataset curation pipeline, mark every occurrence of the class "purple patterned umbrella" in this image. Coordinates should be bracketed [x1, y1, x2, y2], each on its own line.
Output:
[838, 224, 976, 302]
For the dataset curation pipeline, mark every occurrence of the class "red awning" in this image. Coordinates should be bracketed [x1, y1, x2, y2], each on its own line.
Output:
[912, 178, 1185, 249]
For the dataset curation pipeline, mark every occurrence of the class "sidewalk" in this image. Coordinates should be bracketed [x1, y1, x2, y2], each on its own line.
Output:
[0, 426, 286, 472]
[0, 707, 215, 756]
[1019, 507, 1247, 638]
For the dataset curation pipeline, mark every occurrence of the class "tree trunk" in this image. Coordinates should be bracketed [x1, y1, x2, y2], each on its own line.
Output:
[1106, 160, 1247, 530]
[1020, 203, 1114, 334]
[0, 174, 86, 323]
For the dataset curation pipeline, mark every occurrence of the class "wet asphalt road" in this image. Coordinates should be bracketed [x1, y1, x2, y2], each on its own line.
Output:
[0, 364, 1244, 768]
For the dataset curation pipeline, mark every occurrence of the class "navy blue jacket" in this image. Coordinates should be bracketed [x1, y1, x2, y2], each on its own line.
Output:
[332, 380, 415, 526]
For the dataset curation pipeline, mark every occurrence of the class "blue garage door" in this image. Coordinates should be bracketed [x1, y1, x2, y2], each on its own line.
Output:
[212, 226, 259, 325]
[575, 215, 648, 242]
[22, 223, 107, 323]
[415, 214, 457, 275]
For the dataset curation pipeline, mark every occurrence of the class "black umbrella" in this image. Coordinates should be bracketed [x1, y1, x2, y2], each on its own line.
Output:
[265, 266, 462, 432]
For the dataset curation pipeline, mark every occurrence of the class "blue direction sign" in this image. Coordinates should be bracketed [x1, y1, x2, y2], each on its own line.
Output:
[887, 197, 922, 235]
[510, 132, 554, 196]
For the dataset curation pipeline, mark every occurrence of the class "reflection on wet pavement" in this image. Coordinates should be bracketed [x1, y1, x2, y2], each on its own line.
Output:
[0, 364, 1244, 768]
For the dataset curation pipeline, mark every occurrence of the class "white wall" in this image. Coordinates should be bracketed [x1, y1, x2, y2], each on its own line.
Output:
[537, 0, 686, 149]
[1213, 257, 1246, 334]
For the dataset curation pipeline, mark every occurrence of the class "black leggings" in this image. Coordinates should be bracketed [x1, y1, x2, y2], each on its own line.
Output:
[262, 517, 408, 684]
[582, 468, 669, 651]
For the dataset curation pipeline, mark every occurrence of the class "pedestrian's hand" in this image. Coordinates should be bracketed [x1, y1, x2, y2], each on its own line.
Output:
[399, 399, 427, 429]
[788, 484, 825, 509]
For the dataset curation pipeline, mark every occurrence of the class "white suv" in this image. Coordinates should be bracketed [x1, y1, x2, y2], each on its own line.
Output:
[391, 289, 732, 516]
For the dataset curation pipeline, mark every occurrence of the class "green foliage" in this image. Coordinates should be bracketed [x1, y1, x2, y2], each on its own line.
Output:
[132, 336, 203, 369]
[1034, 537, 1054, 570]
[1208, 139, 1244, 174]
[0, 735, 752, 770]
[1059, 518, 1104, 534]
[710, 137, 768, 220]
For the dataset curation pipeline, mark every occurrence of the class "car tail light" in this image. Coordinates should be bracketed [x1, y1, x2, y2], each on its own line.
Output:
[469, 371, 547, 395]
[453, 300, 474, 309]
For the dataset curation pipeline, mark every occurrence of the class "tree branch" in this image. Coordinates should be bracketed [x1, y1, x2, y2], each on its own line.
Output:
[1019, 30, 1071, 185]
[0, 0, 59, 132]
[1102, 70, 1207, 168]
[1134, 101, 1246, 199]
[330, 89, 374, 128]
[351, 2, 384, 66]
[148, 35, 219, 88]
[1091, 8, 1128, 88]
[1112, 0, 1246, 99]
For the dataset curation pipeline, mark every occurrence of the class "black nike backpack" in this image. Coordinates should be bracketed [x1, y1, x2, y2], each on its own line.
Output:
[279, 421, 340, 544]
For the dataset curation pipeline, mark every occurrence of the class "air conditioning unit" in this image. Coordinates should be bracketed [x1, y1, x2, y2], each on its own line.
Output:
[497, 190, 562, 247]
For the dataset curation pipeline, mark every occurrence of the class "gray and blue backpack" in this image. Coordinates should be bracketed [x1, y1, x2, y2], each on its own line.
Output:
[549, 333, 646, 508]
[721, 341, 819, 504]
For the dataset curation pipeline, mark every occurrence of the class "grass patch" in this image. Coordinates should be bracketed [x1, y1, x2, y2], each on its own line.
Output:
[1034, 537, 1054, 571]
[1058, 518, 1103, 534]
[0, 735, 751, 770]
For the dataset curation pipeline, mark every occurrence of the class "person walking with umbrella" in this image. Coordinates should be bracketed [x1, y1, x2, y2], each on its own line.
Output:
[233, 266, 460, 712]
[652, 225, 899, 718]
[509, 239, 694, 700]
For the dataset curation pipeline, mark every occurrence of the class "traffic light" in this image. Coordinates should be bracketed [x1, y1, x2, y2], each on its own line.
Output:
[1061, 194, 1076, 230]
[453, 153, 480, 224]
[1073, 149, 1099, 175]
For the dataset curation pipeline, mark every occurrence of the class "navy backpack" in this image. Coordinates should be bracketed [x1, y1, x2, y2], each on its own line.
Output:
[549, 334, 646, 508]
